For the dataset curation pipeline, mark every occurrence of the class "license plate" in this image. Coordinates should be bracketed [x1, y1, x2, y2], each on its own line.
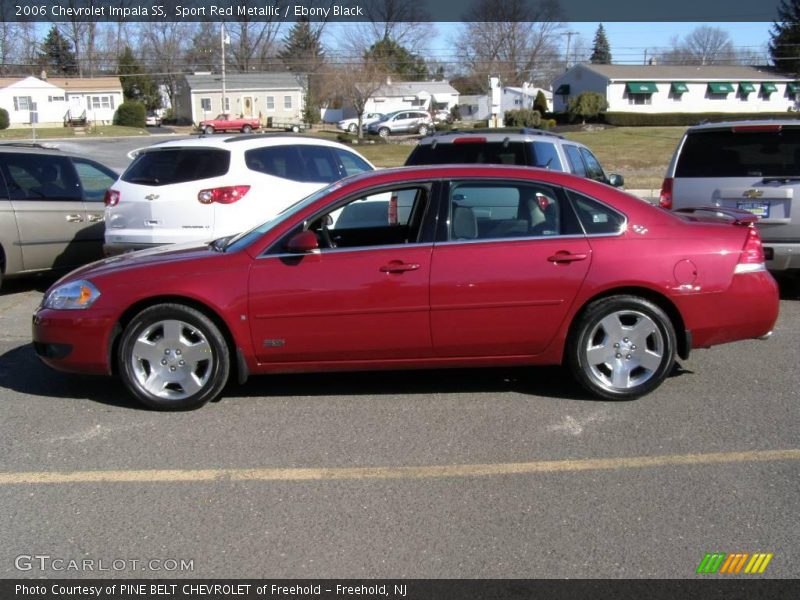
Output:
[736, 201, 770, 218]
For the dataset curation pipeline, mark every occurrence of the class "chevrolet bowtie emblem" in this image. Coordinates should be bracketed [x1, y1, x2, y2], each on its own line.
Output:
[742, 189, 764, 199]
[144, 194, 160, 201]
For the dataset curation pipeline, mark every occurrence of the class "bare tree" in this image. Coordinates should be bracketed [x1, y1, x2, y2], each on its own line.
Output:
[454, 0, 563, 88]
[658, 26, 737, 65]
[139, 22, 194, 109]
[57, 1, 98, 77]
[336, 0, 433, 55]
[227, 18, 282, 73]
[321, 60, 387, 140]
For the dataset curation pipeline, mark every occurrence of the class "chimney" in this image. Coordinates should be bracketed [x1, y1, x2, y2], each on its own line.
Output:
[40, 69, 47, 81]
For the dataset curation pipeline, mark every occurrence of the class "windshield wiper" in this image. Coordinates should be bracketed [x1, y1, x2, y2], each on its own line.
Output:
[125, 177, 161, 185]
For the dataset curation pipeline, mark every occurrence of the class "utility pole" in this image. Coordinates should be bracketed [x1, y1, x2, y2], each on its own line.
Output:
[220, 23, 227, 114]
[563, 31, 578, 70]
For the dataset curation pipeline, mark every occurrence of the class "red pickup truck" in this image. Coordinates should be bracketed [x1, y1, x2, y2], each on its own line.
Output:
[199, 113, 260, 134]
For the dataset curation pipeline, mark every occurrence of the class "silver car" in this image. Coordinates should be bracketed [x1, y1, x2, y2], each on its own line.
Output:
[367, 110, 434, 138]
[661, 121, 800, 272]
[0, 145, 117, 290]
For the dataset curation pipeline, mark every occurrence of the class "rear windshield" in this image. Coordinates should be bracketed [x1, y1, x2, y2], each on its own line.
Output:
[676, 128, 800, 178]
[406, 140, 563, 170]
[121, 148, 230, 186]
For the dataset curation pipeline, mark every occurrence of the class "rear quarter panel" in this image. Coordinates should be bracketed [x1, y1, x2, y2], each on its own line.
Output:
[0, 199, 23, 274]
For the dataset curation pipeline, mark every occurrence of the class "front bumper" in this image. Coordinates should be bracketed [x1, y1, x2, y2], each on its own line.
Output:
[32, 308, 116, 375]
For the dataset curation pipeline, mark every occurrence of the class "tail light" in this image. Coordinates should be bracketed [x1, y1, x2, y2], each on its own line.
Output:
[104, 189, 120, 207]
[659, 177, 673, 209]
[735, 226, 766, 273]
[198, 185, 251, 205]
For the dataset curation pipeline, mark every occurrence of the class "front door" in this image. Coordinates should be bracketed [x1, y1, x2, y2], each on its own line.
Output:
[242, 96, 253, 117]
[248, 185, 434, 364]
[430, 180, 591, 357]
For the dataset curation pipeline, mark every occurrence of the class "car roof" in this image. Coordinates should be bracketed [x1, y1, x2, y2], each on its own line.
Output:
[340, 163, 577, 186]
[686, 119, 800, 132]
[137, 134, 364, 152]
[0, 143, 93, 159]
[416, 128, 565, 145]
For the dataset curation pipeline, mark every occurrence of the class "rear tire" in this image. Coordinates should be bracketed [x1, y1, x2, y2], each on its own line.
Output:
[566, 295, 676, 400]
[378, 127, 390, 138]
[203, 125, 215, 135]
[118, 304, 230, 410]
[417, 124, 430, 136]
[291, 125, 301, 133]
[348, 123, 357, 133]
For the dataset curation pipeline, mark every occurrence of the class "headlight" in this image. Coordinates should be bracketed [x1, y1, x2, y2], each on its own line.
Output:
[42, 280, 101, 310]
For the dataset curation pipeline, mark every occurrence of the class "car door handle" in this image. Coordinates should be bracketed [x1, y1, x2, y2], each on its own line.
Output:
[65, 214, 84, 223]
[547, 251, 588, 263]
[87, 214, 104, 222]
[380, 261, 420, 273]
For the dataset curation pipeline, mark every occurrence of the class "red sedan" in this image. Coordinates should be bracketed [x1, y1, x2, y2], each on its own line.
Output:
[33, 166, 779, 410]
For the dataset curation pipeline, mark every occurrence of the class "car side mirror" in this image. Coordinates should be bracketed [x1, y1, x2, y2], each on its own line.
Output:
[286, 230, 319, 253]
[608, 173, 624, 187]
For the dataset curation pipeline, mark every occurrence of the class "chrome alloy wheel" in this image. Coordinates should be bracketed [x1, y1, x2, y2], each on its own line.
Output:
[583, 310, 665, 391]
[130, 319, 213, 400]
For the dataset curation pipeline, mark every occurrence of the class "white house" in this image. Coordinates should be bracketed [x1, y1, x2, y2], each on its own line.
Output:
[47, 76, 124, 125]
[0, 76, 68, 126]
[552, 64, 799, 114]
[175, 73, 304, 126]
[363, 79, 459, 115]
[459, 85, 553, 121]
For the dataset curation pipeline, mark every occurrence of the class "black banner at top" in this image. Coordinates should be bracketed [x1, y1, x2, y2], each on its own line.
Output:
[0, 0, 788, 23]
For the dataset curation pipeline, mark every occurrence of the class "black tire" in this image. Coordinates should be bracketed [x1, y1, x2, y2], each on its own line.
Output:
[291, 125, 301, 133]
[566, 295, 676, 400]
[378, 127, 390, 138]
[417, 124, 430, 136]
[348, 123, 357, 133]
[241, 124, 253, 133]
[203, 125, 214, 135]
[117, 304, 230, 410]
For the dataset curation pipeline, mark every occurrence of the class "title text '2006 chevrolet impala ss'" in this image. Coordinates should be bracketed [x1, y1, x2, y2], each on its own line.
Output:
[33, 166, 778, 410]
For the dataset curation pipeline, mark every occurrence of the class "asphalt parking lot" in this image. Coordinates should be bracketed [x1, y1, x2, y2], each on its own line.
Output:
[0, 275, 798, 579]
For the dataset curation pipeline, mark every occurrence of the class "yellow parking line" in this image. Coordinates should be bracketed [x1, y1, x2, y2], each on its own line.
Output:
[0, 448, 798, 485]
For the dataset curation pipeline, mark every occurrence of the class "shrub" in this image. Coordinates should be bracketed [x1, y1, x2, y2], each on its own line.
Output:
[603, 111, 800, 127]
[534, 90, 549, 114]
[449, 104, 461, 121]
[568, 92, 608, 123]
[0, 108, 8, 130]
[504, 108, 541, 128]
[113, 101, 146, 127]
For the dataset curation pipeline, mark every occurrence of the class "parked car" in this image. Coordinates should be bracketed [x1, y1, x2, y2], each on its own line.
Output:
[35, 165, 777, 410]
[367, 110, 434, 138]
[198, 113, 260, 134]
[337, 113, 384, 133]
[145, 112, 162, 127]
[103, 135, 375, 255]
[0, 144, 117, 291]
[661, 120, 800, 272]
[406, 128, 625, 187]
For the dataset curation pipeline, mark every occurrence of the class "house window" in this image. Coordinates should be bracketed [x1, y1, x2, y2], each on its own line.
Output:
[13, 96, 32, 111]
[627, 93, 652, 105]
[48, 95, 65, 103]
[266, 96, 275, 110]
[284, 95, 292, 109]
[89, 96, 114, 110]
[200, 97, 211, 112]
[223, 97, 231, 111]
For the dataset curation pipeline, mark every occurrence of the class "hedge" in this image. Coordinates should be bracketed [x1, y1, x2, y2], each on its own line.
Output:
[113, 101, 146, 127]
[0, 108, 8, 130]
[603, 111, 800, 127]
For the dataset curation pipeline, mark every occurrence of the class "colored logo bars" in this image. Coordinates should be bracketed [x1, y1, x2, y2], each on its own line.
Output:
[696, 552, 773, 574]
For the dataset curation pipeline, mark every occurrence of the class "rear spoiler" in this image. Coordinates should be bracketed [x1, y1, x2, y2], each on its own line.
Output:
[674, 207, 759, 226]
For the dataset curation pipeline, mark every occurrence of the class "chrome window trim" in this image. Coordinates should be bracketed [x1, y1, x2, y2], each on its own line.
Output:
[257, 242, 434, 260]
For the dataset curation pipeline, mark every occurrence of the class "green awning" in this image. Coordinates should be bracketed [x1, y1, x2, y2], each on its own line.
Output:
[707, 82, 734, 94]
[671, 82, 689, 93]
[788, 82, 800, 93]
[626, 82, 658, 94]
[555, 84, 570, 95]
[761, 82, 778, 93]
[738, 82, 756, 94]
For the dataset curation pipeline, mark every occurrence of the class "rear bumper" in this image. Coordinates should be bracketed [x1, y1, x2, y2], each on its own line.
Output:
[104, 230, 213, 256]
[762, 242, 800, 271]
[32, 308, 115, 375]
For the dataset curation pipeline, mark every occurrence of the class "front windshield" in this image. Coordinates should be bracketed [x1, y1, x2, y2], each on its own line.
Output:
[223, 182, 343, 252]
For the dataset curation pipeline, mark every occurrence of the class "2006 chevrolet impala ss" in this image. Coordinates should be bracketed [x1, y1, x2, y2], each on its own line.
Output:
[32, 165, 779, 410]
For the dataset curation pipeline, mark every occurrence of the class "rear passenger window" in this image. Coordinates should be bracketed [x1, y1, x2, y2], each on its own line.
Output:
[569, 192, 626, 235]
[448, 182, 580, 240]
[246, 145, 340, 183]
[0, 154, 81, 200]
[335, 149, 372, 177]
[530, 142, 564, 171]
[122, 148, 229, 186]
[564, 146, 587, 177]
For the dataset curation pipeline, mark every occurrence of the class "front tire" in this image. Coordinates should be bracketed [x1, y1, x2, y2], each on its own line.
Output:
[417, 124, 430, 136]
[566, 295, 676, 400]
[378, 127, 390, 138]
[118, 304, 230, 410]
[203, 125, 215, 135]
[348, 123, 357, 133]
[241, 124, 253, 133]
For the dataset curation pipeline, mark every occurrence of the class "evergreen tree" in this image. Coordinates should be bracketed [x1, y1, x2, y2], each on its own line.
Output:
[278, 17, 325, 123]
[39, 26, 77, 76]
[364, 37, 428, 80]
[590, 24, 612, 64]
[117, 47, 161, 111]
[770, 0, 800, 75]
[534, 89, 548, 114]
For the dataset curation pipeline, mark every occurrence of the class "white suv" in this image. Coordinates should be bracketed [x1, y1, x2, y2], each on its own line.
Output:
[103, 135, 375, 254]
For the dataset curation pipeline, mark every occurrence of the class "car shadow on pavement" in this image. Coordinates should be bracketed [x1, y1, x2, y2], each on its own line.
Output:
[0, 276, 57, 295]
[0, 344, 138, 409]
[776, 274, 800, 300]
